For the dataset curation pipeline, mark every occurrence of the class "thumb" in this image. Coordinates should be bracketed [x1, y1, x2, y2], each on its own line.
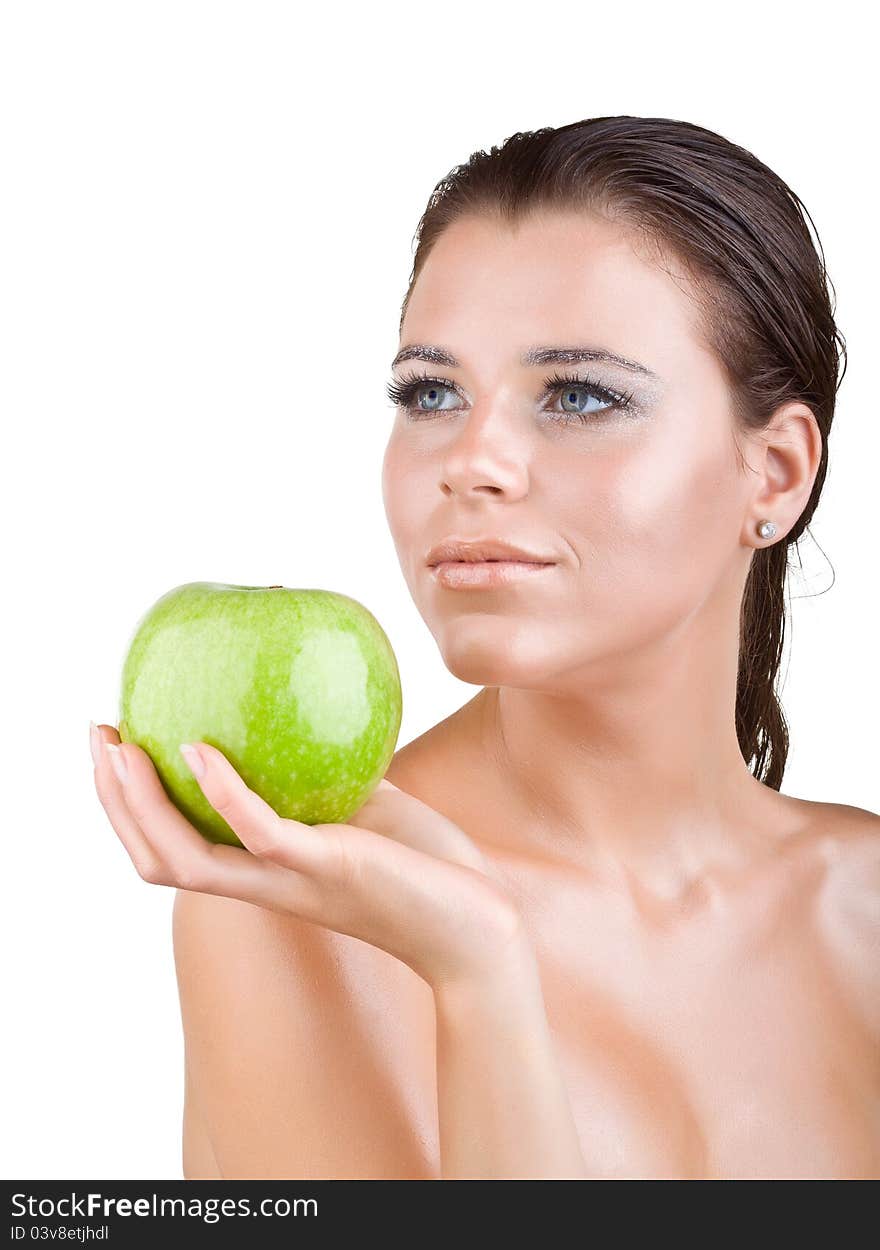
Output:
[349, 779, 496, 878]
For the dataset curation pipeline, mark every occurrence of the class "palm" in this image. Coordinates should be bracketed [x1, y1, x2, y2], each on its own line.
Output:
[91, 724, 521, 988]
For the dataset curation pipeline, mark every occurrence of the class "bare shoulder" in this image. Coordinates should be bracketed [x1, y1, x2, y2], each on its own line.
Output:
[807, 800, 880, 1033]
[383, 695, 484, 814]
[798, 796, 880, 915]
[383, 731, 447, 796]
[386, 696, 480, 770]
[172, 888, 439, 1179]
[811, 799, 880, 879]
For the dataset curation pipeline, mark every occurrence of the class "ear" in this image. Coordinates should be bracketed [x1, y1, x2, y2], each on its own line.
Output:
[742, 401, 823, 546]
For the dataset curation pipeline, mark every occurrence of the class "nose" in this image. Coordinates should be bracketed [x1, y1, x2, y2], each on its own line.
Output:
[438, 406, 530, 501]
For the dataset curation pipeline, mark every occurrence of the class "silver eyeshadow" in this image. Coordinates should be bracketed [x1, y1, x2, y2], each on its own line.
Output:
[391, 343, 661, 381]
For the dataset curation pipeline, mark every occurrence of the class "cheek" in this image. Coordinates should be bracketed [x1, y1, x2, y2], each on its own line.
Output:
[382, 436, 431, 564]
[557, 425, 744, 621]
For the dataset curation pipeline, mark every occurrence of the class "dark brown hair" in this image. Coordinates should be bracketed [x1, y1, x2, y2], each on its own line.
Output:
[397, 115, 846, 790]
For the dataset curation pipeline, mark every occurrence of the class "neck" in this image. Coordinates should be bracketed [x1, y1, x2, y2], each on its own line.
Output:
[473, 606, 787, 903]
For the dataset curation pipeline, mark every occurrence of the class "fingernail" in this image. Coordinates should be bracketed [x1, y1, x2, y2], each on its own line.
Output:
[180, 743, 206, 779]
[89, 720, 102, 767]
[105, 743, 128, 784]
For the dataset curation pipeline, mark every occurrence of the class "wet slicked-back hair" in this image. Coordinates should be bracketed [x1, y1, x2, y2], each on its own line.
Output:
[397, 115, 846, 789]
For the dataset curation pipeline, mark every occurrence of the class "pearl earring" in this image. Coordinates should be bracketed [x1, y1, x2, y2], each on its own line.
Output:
[757, 520, 778, 540]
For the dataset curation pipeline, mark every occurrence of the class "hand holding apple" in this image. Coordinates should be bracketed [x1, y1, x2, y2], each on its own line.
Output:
[116, 582, 404, 847]
[89, 723, 524, 991]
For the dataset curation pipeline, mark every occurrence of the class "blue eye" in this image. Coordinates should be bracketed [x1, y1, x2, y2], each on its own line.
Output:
[550, 377, 617, 417]
[385, 375, 459, 414]
[385, 369, 635, 424]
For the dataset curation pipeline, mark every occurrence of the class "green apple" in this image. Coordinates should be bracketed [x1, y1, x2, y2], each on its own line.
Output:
[117, 581, 403, 847]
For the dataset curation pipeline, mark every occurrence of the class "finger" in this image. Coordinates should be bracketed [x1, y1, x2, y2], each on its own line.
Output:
[105, 738, 247, 894]
[110, 737, 326, 911]
[349, 778, 495, 877]
[180, 740, 337, 878]
[91, 722, 167, 885]
[99, 736, 323, 912]
[93, 730, 335, 917]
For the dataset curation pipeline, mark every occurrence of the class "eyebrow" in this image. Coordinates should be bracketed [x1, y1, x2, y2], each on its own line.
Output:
[390, 343, 659, 379]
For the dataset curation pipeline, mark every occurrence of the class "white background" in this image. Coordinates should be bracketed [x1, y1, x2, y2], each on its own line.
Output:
[1, 0, 876, 1179]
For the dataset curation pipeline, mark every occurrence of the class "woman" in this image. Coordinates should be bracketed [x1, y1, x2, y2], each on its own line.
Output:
[90, 115, 880, 1180]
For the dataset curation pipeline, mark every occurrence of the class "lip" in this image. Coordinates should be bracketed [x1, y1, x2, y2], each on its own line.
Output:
[429, 560, 557, 590]
[426, 537, 558, 565]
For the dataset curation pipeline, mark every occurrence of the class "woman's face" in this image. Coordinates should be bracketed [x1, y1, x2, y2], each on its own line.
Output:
[382, 210, 756, 691]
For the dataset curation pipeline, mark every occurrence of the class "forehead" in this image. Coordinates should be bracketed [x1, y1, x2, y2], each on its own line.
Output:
[402, 210, 705, 376]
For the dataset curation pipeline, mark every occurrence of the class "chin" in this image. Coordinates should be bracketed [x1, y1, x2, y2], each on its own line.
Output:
[436, 622, 560, 689]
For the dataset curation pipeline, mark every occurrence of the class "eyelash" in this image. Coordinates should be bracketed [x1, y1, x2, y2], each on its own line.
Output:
[384, 369, 636, 423]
